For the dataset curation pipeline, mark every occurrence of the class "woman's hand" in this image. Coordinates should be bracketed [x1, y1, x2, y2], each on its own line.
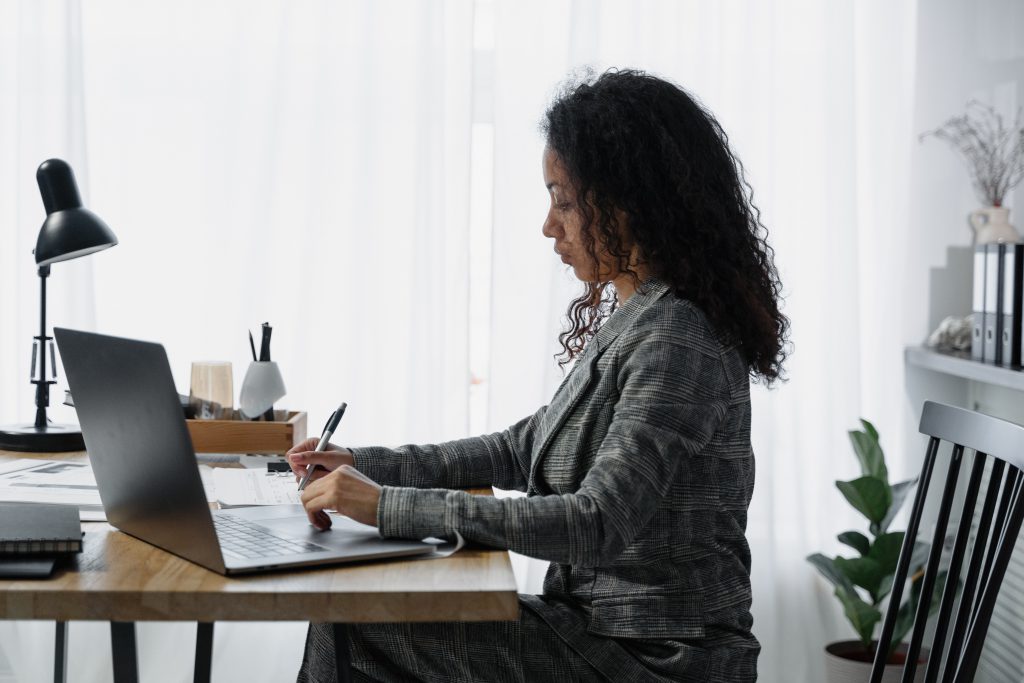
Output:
[286, 438, 354, 484]
[299, 465, 382, 530]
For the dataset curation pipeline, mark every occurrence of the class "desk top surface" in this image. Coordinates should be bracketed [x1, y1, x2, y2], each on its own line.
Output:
[0, 450, 519, 623]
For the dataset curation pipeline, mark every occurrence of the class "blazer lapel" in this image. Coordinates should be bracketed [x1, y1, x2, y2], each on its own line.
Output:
[529, 278, 672, 486]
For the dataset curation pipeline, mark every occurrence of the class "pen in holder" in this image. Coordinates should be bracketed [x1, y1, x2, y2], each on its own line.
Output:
[239, 361, 286, 421]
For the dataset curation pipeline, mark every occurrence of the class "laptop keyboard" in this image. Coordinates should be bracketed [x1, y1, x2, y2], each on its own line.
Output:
[214, 514, 328, 561]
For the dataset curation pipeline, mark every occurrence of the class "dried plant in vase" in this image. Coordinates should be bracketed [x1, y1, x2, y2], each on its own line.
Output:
[921, 101, 1024, 243]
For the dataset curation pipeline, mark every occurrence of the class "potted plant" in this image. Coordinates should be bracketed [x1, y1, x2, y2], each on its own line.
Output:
[920, 101, 1024, 244]
[807, 419, 948, 683]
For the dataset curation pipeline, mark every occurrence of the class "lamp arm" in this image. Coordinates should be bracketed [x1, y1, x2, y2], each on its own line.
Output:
[33, 265, 52, 429]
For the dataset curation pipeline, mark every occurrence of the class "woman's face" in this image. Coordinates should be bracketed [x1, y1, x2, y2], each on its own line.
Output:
[542, 147, 624, 283]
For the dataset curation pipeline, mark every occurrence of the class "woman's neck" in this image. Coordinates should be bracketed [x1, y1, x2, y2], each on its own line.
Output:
[613, 267, 649, 303]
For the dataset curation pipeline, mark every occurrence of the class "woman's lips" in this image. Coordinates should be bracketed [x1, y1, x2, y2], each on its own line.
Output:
[560, 253, 571, 264]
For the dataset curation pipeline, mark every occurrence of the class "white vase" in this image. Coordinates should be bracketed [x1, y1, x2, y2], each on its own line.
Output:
[824, 641, 927, 683]
[969, 206, 1019, 244]
[238, 361, 286, 419]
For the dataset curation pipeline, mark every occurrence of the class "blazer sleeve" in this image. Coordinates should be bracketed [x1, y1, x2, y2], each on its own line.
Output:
[349, 406, 544, 492]
[375, 311, 732, 567]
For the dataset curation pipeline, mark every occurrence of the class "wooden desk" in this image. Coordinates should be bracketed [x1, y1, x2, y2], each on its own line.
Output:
[0, 451, 518, 683]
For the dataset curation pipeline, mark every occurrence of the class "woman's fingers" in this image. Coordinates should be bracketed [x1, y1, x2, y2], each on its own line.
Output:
[301, 484, 337, 529]
[287, 450, 347, 478]
[299, 466, 381, 529]
[285, 438, 321, 457]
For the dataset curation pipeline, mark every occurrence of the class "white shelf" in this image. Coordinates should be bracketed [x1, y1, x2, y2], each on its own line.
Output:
[904, 346, 1024, 392]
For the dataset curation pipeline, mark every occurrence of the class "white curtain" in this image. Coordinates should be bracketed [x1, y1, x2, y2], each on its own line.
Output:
[0, 1, 922, 682]
[1, 1, 474, 681]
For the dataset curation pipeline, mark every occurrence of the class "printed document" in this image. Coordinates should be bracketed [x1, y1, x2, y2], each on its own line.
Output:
[0, 459, 217, 521]
[212, 468, 302, 507]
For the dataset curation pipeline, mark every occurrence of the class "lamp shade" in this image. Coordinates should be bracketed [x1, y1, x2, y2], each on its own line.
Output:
[33, 159, 118, 266]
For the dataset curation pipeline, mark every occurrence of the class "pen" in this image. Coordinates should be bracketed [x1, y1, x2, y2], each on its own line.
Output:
[259, 322, 272, 362]
[297, 402, 347, 491]
[248, 330, 258, 362]
[259, 322, 274, 420]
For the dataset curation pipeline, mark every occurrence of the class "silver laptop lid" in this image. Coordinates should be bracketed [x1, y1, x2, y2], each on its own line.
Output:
[54, 328, 226, 573]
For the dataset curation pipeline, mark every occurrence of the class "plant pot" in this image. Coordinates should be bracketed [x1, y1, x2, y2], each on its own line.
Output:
[824, 640, 928, 683]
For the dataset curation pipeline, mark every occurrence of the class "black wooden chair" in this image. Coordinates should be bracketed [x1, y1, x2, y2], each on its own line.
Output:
[871, 401, 1024, 683]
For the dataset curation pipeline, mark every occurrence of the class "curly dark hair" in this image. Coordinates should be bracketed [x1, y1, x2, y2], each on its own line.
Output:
[542, 68, 789, 384]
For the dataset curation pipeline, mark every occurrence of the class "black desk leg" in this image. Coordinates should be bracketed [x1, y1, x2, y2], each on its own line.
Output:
[195, 622, 214, 683]
[54, 621, 68, 683]
[333, 623, 352, 683]
[110, 621, 139, 683]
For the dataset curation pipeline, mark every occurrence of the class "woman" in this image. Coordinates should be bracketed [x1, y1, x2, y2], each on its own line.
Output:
[290, 68, 787, 682]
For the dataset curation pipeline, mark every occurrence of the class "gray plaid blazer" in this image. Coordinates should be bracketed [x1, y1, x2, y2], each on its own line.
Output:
[352, 278, 759, 681]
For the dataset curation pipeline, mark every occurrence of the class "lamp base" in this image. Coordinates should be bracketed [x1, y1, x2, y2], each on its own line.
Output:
[0, 423, 85, 452]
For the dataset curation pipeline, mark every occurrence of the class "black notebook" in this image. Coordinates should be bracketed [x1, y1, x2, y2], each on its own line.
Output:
[0, 503, 83, 554]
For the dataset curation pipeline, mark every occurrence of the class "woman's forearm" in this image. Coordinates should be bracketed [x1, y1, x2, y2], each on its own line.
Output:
[351, 408, 544, 491]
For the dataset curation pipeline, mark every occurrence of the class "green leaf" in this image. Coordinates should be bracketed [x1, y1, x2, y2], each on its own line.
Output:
[807, 553, 856, 595]
[892, 594, 917, 655]
[860, 418, 880, 444]
[869, 532, 905, 568]
[872, 544, 929, 614]
[890, 569, 952, 658]
[835, 586, 882, 648]
[837, 477, 892, 526]
[835, 556, 885, 602]
[849, 425, 888, 481]
[878, 573, 894, 602]
[838, 531, 871, 556]
[879, 479, 917, 534]
[869, 532, 906, 601]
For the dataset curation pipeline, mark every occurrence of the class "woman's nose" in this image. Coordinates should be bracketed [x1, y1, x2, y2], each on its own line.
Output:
[542, 211, 560, 239]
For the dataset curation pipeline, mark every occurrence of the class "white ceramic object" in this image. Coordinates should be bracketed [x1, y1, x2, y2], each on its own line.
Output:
[239, 361, 286, 419]
[970, 206, 1019, 244]
[824, 641, 926, 683]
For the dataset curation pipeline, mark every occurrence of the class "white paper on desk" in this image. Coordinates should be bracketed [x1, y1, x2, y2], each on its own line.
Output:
[0, 459, 103, 516]
[212, 468, 302, 507]
[0, 460, 218, 521]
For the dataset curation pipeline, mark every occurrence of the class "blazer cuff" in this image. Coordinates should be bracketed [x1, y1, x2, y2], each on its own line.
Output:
[377, 486, 449, 540]
[349, 447, 380, 478]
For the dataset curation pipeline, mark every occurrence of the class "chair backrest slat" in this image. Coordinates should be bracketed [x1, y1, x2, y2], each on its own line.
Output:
[972, 468, 1020, 629]
[939, 458, 1005, 683]
[872, 402, 1024, 683]
[924, 449, 988, 683]
[870, 436, 941, 683]
[902, 445, 965, 683]
[954, 469, 1024, 682]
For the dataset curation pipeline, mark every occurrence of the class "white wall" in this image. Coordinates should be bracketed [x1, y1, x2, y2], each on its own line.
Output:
[905, 0, 1024, 427]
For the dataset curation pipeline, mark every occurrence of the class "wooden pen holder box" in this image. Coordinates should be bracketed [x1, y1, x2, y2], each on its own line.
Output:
[186, 410, 307, 454]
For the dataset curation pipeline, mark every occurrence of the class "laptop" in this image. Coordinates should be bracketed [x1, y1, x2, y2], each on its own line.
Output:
[54, 328, 435, 575]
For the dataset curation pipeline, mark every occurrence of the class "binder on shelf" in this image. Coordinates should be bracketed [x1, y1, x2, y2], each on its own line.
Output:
[0, 502, 83, 555]
[983, 244, 1002, 364]
[973, 245, 986, 362]
[1000, 243, 1024, 368]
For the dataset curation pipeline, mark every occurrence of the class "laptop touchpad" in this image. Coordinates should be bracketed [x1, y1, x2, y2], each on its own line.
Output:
[233, 506, 382, 544]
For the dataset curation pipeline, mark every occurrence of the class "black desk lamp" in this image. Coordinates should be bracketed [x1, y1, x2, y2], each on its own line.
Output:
[0, 159, 118, 452]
